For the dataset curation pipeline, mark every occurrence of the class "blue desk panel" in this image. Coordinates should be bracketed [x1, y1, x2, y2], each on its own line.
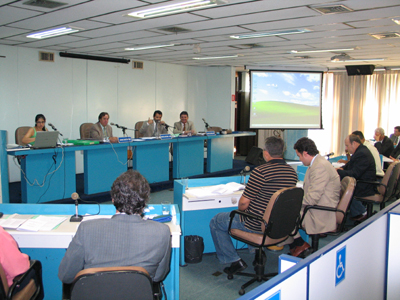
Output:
[83, 144, 128, 194]
[174, 177, 247, 265]
[173, 136, 206, 178]
[0, 203, 180, 300]
[8, 147, 76, 203]
[132, 139, 171, 183]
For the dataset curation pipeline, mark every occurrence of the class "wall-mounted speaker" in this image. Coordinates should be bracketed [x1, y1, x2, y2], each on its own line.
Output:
[345, 65, 375, 76]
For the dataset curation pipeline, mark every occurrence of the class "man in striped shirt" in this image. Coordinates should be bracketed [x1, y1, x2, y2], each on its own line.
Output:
[210, 136, 298, 275]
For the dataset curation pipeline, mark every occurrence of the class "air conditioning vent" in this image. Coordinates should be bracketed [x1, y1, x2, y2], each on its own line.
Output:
[157, 26, 191, 34]
[370, 32, 400, 39]
[132, 61, 144, 69]
[23, 0, 67, 9]
[310, 5, 353, 14]
[39, 51, 54, 62]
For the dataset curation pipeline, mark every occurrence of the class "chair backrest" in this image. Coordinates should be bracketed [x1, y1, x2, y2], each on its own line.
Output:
[391, 162, 400, 199]
[15, 126, 31, 145]
[5, 260, 44, 300]
[337, 176, 356, 225]
[135, 121, 145, 138]
[261, 187, 304, 239]
[380, 162, 399, 199]
[207, 126, 222, 133]
[0, 262, 9, 298]
[71, 266, 153, 300]
[385, 162, 400, 201]
[79, 123, 94, 139]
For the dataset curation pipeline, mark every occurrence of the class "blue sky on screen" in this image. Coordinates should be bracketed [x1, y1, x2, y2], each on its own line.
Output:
[252, 71, 321, 106]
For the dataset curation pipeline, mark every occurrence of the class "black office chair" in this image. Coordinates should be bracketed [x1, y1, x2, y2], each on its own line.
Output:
[388, 162, 400, 201]
[300, 176, 356, 253]
[70, 266, 161, 300]
[354, 161, 400, 217]
[0, 260, 44, 300]
[228, 187, 304, 295]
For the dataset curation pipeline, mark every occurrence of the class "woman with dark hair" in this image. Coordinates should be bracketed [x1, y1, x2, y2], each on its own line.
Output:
[21, 114, 48, 145]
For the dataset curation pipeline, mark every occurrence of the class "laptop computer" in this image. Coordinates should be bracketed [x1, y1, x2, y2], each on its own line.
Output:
[32, 131, 59, 149]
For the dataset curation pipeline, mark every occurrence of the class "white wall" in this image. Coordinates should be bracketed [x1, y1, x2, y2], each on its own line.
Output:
[0, 45, 234, 182]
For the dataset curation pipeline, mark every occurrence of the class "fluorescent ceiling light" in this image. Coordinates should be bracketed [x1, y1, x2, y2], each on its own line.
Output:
[291, 48, 355, 54]
[193, 55, 239, 60]
[230, 29, 311, 39]
[331, 58, 385, 62]
[127, 0, 219, 19]
[27, 27, 79, 39]
[392, 19, 400, 25]
[125, 44, 175, 51]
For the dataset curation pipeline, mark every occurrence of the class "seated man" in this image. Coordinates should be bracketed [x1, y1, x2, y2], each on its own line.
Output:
[173, 111, 196, 135]
[389, 126, 400, 146]
[374, 127, 393, 158]
[288, 137, 341, 257]
[58, 170, 171, 284]
[139, 110, 168, 137]
[337, 134, 376, 221]
[352, 131, 384, 177]
[89, 112, 118, 143]
[209, 136, 297, 274]
[0, 226, 30, 288]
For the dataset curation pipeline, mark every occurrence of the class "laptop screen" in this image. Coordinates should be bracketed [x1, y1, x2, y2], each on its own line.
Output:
[32, 131, 59, 149]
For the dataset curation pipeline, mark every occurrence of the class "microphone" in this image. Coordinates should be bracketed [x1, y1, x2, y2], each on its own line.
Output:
[70, 192, 83, 222]
[202, 118, 210, 128]
[325, 152, 334, 157]
[110, 122, 127, 130]
[163, 123, 175, 129]
[240, 166, 251, 174]
[48, 123, 63, 136]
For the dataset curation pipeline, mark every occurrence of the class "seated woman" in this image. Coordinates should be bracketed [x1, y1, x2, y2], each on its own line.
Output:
[21, 114, 48, 145]
[0, 226, 30, 288]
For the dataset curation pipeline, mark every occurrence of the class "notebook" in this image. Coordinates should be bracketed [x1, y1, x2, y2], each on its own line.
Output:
[32, 131, 59, 149]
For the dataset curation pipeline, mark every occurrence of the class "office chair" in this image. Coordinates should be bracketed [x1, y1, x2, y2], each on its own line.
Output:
[0, 260, 44, 300]
[300, 176, 356, 253]
[15, 126, 31, 145]
[70, 266, 159, 300]
[388, 162, 400, 201]
[228, 187, 304, 295]
[354, 161, 400, 217]
[135, 121, 145, 138]
[79, 123, 94, 139]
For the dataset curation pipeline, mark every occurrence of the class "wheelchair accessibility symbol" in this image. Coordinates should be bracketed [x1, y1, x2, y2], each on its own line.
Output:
[335, 246, 346, 286]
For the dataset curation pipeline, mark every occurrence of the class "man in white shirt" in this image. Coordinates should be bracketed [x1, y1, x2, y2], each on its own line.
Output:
[139, 110, 168, 137]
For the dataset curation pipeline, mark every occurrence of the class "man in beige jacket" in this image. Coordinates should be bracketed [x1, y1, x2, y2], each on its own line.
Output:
[289, 137, 341, 257]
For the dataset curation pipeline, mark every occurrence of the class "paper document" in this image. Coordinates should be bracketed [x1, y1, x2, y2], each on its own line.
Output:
[185, 182, 245, 198]
[0, 214, 31, 229]
[17, 216, 67, 231]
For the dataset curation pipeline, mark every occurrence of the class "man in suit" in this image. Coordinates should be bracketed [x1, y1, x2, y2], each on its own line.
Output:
[337, 134, 376, 221]
[389, 126, 400, 146]
[287, 137, 341, 257]
[374, 127, 394, 158]
[89, 112, 118, 143]
[173, 111, 197, 135]
[58, 170, 171, 284]
[139, 110, 168, 137]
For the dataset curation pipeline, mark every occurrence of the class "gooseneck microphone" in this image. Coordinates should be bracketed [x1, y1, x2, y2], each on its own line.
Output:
[240, 166, 251, 175]
[48, 123, 63, 136]
[70, 192, 83, 222]
[325, 152, 334, 160]
[110, 122, 127, 130]
[163, 123, 175, 129]
[202, 118, 210, 128]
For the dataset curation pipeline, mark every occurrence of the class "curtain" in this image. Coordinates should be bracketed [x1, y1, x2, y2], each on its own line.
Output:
[309, 70, 400, 156]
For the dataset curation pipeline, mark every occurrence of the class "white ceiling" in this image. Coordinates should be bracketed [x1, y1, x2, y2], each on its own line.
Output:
[1, 0, 400, 69]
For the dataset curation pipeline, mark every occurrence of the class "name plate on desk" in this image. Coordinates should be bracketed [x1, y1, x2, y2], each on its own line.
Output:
[206, 131, 216, 136]
[160, 134, 173, 140]
[118, 137, 132, 143]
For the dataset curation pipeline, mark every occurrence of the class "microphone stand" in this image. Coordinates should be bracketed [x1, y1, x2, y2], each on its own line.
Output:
[70, 198, 83, 222]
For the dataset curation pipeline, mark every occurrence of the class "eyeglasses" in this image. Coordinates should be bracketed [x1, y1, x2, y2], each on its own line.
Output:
[37, 121, 45, 124]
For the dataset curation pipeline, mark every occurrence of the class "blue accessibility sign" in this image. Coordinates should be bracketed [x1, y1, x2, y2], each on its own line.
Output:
[335, 245, 346, 286]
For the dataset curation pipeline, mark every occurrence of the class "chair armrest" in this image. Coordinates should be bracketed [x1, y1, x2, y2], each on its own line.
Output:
[228, 210, 266, 232]
[300, 205, 345, 230]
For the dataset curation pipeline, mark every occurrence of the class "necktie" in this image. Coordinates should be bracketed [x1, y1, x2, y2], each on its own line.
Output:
[102, 127, 107, 138]
[183, 123, 186, 132]
[154, 123, 158, 136]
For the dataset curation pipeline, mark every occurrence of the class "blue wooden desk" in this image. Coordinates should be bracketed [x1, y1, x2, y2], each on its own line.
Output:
[0, 203, 181, 300]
